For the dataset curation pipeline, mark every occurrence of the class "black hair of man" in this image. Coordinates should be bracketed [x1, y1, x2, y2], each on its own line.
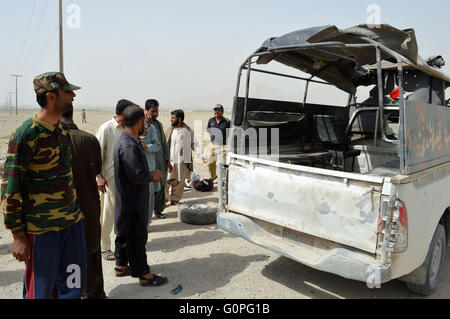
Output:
[116, 99, 135, 115]
[62, 109, 74, 119]
[145, 99, 159, 111]
[36, 89, 59, 108]
[124, 105, 145, 128]
[171, 109, 184, 122]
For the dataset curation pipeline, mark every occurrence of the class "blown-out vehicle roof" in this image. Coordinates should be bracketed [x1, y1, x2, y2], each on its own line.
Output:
[253, 24, 450, 94]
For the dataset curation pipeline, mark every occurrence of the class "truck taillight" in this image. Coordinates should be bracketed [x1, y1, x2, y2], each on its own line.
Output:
[378, 198, 408, 253]
[390, 200, 408, 253]
[398, 207, 408, 227]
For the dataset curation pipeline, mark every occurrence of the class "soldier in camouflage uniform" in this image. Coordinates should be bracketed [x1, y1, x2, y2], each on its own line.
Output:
[1, 72, 87, 299]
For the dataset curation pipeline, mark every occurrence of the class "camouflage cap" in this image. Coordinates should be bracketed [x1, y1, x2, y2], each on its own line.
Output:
[33, 72, 81, 95]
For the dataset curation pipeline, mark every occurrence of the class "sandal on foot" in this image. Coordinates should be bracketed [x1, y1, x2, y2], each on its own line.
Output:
[115, 266, 131, 277]
[102, 251, 116, 261]
[139, 274, 168, 287]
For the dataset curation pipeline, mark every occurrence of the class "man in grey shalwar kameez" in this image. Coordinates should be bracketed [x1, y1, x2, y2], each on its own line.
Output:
[141, 111, 160, 227]
[145, 99, 171, 219]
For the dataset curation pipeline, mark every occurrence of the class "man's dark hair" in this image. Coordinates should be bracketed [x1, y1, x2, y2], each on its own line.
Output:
[145, 99, 159, 111]
[116, 99, 134, 115]
[124, 105, 145, 128]
[62, 109, 73, 119]
[171, 109, 184, 122]
[36, 89, 59, 107]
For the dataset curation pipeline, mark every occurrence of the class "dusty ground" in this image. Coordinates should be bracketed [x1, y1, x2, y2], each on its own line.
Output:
[0, 110, 449, 299]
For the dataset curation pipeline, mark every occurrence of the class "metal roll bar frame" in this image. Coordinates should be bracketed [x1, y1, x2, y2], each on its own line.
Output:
[233, 39, 414, 172]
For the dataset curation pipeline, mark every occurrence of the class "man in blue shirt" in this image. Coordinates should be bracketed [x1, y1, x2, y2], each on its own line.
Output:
[206, 104, 231, 180]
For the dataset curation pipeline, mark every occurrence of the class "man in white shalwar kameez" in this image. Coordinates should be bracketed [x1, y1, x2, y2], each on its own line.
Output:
[96, 99, 133, 261]
[165, 109, 204, 205]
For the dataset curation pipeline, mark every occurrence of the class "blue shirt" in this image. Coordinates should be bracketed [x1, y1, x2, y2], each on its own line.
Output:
[207, 117, 231, 145]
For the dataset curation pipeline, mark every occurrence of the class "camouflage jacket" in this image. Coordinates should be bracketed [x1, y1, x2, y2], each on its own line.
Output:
[1, 115, 82, 235]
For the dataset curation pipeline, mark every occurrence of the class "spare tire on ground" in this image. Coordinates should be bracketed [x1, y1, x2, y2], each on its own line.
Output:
[178, 202, 218, 225]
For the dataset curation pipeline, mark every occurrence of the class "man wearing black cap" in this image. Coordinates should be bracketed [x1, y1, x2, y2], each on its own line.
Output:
[206, 104, 230, 180]
[96, 99, 134, 261]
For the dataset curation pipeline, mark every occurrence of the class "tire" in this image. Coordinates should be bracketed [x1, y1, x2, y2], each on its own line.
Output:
[178, 203, 218, 225]
[407, 224, 447, 296]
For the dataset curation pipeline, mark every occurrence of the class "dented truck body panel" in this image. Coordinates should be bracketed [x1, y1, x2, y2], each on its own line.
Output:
[219, 156, 450, 283]
[217, 212, 392, 284]
[227, 156, 382, 254]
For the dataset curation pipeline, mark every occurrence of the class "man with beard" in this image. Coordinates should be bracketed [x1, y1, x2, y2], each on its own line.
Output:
[141, 104, 161, 227]
[144, 99, 171, 219]
[113, 105, 168, 286]
[165, 109, 204, 205]
[1, 72, 86, 299]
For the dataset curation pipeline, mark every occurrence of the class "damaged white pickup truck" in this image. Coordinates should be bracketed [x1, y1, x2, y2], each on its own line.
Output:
[217, 24, 450, 296]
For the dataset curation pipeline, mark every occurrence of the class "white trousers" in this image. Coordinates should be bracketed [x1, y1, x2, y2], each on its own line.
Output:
[100, 177, 115, 252]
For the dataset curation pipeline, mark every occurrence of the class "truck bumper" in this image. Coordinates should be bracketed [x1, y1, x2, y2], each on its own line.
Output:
[218, 212, 392, 285]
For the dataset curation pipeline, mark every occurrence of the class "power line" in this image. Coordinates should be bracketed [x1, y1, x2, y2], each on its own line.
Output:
[14, 0, 37, 72]
[32, 26, 58, 68]
[18, 0, 49, 73]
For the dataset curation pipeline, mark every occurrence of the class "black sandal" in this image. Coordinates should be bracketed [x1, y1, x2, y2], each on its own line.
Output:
[115, 267, 131, 277]
[155, 212, 165, 219]
[139, 274, 168, 287]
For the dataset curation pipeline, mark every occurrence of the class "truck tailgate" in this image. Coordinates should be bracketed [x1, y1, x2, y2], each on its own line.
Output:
[227, 158, 384, 254]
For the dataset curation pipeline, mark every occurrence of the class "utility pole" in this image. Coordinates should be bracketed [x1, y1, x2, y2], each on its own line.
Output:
[59, 0, 64, 73]
[10, 74, 22, 116]
[7, 92, 13, 114]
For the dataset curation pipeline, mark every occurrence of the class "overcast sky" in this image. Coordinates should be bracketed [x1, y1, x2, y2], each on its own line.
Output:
[1, 0, 449, 110]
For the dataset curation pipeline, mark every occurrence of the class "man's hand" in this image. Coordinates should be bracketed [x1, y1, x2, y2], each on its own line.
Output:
[152, 169, 163, 182]
[96, 174, 108, 193]
[12, 232, 31, 262]
[202, 154, 209, 163]
[167, 162, 173, 173]
[140, 139, 148, 151]
[145, 112, 153, 124]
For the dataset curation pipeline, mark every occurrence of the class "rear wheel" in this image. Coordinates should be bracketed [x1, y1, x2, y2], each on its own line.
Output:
[407, 224, 446, 296]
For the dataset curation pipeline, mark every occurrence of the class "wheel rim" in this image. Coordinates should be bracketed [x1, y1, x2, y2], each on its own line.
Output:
[429, 238, 443, 283]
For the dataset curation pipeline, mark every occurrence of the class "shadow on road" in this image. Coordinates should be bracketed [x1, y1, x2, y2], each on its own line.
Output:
[108, 253, 270, 299]
[0, 244, 11, 256]
[261, 248, 450, 299]
[147, 230, 235, 253]
[0, 269, 24, 287]
[148, 220, 205, 233]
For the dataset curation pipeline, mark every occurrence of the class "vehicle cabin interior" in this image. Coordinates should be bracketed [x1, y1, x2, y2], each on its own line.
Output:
[230, 25, 450, 177]
[232, 67, 448, 177]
